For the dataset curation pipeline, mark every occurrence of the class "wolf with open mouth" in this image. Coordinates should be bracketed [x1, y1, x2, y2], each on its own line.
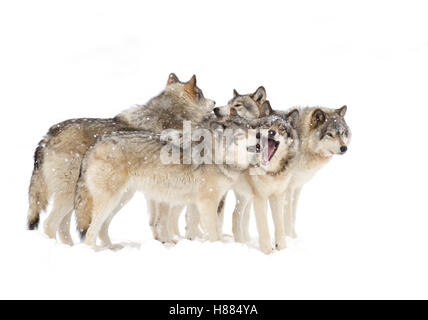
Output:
[225, 104, 300, 254]
[236, 105, 351, 247]
[247, 107, 300, 253]
[74, 111, 290, 250]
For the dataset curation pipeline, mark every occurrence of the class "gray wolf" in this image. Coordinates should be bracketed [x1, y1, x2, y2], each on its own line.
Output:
[213, 86, 270, 119]
[228, 102, 300, 253]
[283, 106, 351, 239]
[170, 107, 301, 254]
[167, 86, 271, 241]
[74, 114, 281, 249]
[27, 73, 214, 246]
[235, 105, 351, 248]
[201, 86, 270, 238]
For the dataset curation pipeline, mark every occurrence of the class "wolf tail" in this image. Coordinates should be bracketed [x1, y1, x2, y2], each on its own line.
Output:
[27, 138, 50, 230]
[74, 171, 93, 241]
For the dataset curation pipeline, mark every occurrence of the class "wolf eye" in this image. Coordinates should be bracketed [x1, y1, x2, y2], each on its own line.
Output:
[326, 133, 334, 138]
[234, 103, 243, 108]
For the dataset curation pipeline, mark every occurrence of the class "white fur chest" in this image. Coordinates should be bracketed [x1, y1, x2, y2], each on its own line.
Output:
[250, 171, 291, 197]
[292, 154, 331, 187]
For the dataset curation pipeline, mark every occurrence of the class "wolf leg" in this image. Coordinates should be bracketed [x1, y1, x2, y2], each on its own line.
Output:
[154, 202, 173, 243]
[253, 195, 273, 254]
[169, 205, 183, 239]
[98, 189, 135, 249]
[216, 193, 227, 240]
[43, 193, 73, 241]
[147, 199, 158, 239]
[232, 193, 250, 243]
[269, 194, 287, 250]
[98, 214, 124, 251]
[197, 198, 219, 242]
[284, 188, 294, 237]
[289, 187, 302, 239]
[98, 214, 114, 248]
[242, 199, 252, 242]
[85, 195, 121, 249]
[185, 204, 204, 240]
[58, 211, 74, 246]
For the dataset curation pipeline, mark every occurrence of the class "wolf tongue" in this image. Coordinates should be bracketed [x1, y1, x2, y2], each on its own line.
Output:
[267, 140, 276, 160]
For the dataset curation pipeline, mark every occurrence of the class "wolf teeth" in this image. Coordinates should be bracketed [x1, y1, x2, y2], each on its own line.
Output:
[27, 74, 350, 253]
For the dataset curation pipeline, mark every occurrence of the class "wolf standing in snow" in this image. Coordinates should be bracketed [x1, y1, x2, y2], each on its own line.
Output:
[27, 73, 215, 246]
[214, 100, 351, 248]
[182, 86, 271, 239]
[74, 113, 295, 250]
[282, 106, 351, 239]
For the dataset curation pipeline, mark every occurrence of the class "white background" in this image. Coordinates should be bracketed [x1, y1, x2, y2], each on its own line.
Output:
[0, 0, 427, 299]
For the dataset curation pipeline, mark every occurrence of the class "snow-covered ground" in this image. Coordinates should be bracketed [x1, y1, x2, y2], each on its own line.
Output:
[1, 0, 428, 299]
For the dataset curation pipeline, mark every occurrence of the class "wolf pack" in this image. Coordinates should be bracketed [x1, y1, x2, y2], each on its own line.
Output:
[27, 73, 351, 254]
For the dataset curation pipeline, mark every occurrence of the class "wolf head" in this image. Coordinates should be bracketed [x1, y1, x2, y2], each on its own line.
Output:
[305, 105, 351, 157]
[165, 73, 216, 113]
[214, 86, 269, 119]
[206, 105, 295, 172]
[249, 106, 300, 174]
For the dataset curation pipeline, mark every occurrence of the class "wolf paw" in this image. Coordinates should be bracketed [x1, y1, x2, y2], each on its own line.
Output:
[59, 237, 74, 247]
[161, 238, 178, 245]
[233, 233, 245, 243]
[259, 241, 274, 255]
[185, 228, 204, 241]
[275, 238, 287, 250]
[44, 224, 57, 240]
[109, 244, 124, 251]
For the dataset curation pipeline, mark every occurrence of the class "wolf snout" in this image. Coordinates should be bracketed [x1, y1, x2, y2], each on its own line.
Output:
[340, 146, 347, 154]
[213, 107, 221, 116]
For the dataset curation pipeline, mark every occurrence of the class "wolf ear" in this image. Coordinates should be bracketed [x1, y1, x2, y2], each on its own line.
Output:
[167, 73, 180, 85]
[286, 109, 299, 126]
[311, 109, 326, 129]
[337, 105, 347, 117]
[184, 75, 197, 91]
[260, 101, 273, 117]
[251, 86, 267, 103]
[233, 89, 240, 97]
